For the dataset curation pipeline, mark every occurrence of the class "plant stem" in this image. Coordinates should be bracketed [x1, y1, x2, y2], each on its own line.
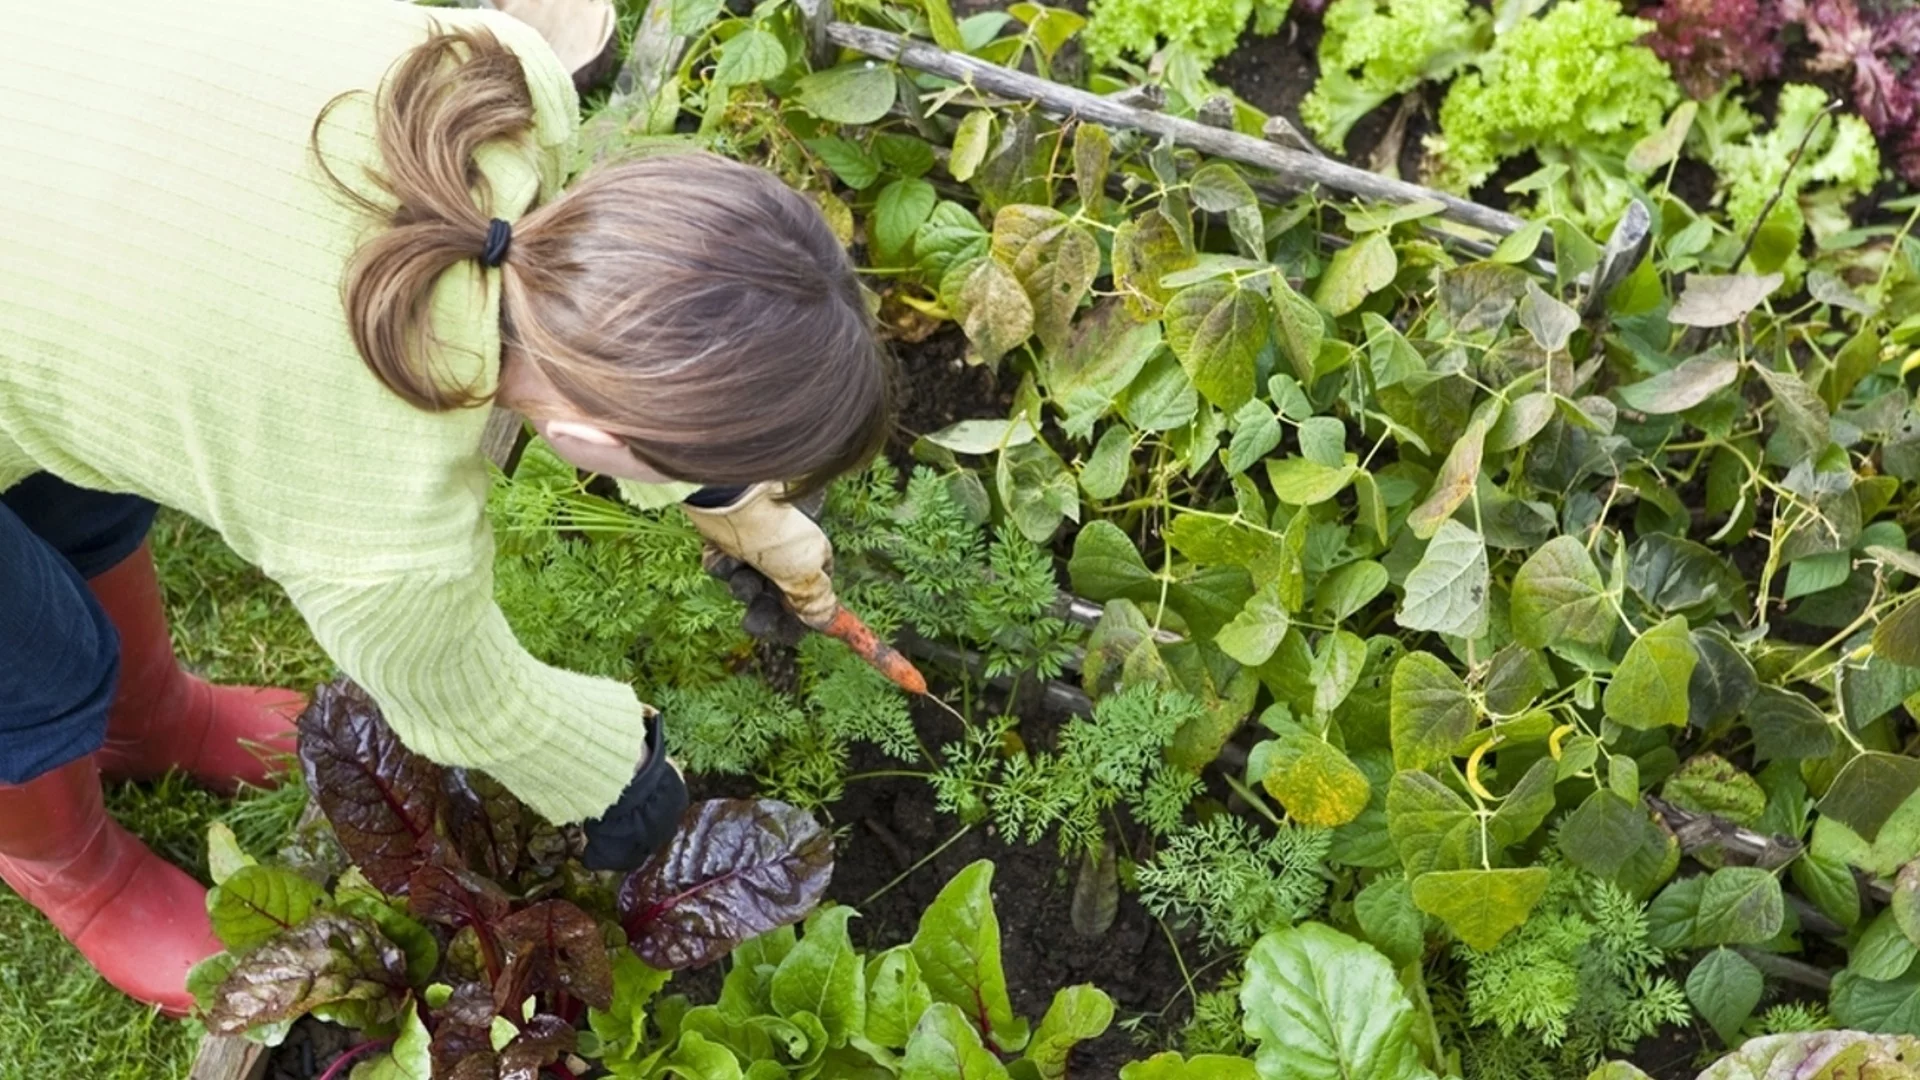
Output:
[1728, 104, 1836, 273]
[1220, 773, 1284, 828]
[316, 1038, 394, 1080]
[861, 823, 974, 907]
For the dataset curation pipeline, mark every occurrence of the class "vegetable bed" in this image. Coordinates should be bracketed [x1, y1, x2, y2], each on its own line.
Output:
[186, 0, 1920, 1077]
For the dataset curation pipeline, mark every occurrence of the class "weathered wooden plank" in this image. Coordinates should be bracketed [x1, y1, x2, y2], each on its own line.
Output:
[480, 405, 529, 474]
[188, 1036, 268, 1080]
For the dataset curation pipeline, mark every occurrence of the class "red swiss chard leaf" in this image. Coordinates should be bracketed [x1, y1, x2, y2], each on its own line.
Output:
[407, 864, 512, 932]
[204, 913, 410, 1035]
[297, 678, 445, 893]
[496, 1014, 576, 1080]
[619, 799, 834, 970]
[494, 899, 615, 1012]
[429, 981, 497, 1079]
[443, 768, 567, 884]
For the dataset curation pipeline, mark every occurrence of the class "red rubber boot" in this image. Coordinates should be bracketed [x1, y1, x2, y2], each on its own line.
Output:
[0, 756, 220, 1015]
[87, 542, 305, 793]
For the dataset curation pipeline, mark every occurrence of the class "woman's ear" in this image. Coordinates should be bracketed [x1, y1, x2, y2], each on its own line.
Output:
[543, 419, 625, 447]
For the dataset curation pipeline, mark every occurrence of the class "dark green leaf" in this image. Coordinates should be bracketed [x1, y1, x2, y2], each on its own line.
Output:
[1389, 651, 1475, 771]
[1510, 536, 1615, 653]
[1603, 616, 1697, 730]
[1694, 867, 1785, 946]
[794, 63, 898, 125]
[1791, 852, 1860, 932]
[1688, 628, 1758, 728]
[1353, 876, 1424, 969]
[1821, 753, 1920, 843]
[1744, 686, 1835, 763]
[1851, 910, 1919, 981]
[1875, 595, 1920, 668]
[1165, 280, 1268, 411]
[1686, 948, 1763, 1045]
[874, 179, 938, 263]
[1387, 771, 1477, 877]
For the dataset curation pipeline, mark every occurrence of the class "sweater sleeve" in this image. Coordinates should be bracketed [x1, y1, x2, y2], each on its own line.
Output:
[276, 564, 650, 824]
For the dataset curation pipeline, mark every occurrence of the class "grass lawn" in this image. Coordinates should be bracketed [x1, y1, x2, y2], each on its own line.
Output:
[0, 511, 329, 1080]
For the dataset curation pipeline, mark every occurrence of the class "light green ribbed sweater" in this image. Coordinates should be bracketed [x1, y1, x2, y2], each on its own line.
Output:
[0, 0, 691, 823]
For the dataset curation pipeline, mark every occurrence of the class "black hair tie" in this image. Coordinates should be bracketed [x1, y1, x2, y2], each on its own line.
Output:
[479, 218, 512, 268]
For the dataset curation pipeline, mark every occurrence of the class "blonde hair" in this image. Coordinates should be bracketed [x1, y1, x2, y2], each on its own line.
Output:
[314, 26, 893, 497]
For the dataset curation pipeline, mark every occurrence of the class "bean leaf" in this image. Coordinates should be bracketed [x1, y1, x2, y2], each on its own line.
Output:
[793, 62, 897, 125]
[619, 799, 834, 971]
[1617, 355, 1740, 415]
[1669, 273, 1784, 327]
[1410, 868, 1550, 951]
[1165, 279, 1268, 411]
[1390, 651, 1475, 771]
[1314, 232, 1398, 317]
[948, 257, 1035, 366]
[1874, 595, 1920, 667]
[1251, 727, 1372, 828]
[1396, 520, 1490, 639]
[992, 205, 1099, 355]
[1510, 536, 1615, 654]
[1686, 948, 1763, 1045]
[1603, 616, 1698, 730]
[1820, 752, 1920, 843]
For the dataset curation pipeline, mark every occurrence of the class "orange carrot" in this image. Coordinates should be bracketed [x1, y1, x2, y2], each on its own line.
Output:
[822, 606, 929, 696]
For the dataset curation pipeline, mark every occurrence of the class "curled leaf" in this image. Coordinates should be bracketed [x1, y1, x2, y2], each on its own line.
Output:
[619, 799, 834, 970]
[204, 913, 409, 1035]
[495, 900, 615, 1013]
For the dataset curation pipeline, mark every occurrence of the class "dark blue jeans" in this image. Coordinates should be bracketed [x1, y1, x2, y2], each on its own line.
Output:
[0, 474, 158, 784]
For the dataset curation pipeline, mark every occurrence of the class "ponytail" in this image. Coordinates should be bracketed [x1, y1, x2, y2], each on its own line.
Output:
[313, 26, 537, 411]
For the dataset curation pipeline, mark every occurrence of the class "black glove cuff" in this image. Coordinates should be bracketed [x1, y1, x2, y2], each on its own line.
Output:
[581, 714, 689, 872]
[683, 484, 752, 509]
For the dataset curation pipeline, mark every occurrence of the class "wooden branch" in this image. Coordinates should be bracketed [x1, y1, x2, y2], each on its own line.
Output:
[1737, 947, 1834, 992]
[480, 407, 529, 474]
[615, 0, 686, 101]
[823, 22, 1525, 238]
[1648, 794, 1804, 871]
[795, 0, 836, 69]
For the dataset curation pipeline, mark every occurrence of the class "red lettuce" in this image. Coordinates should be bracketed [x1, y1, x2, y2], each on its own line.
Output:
[1641, 0, 1786, 97]
[1784, 0, 1920, 180]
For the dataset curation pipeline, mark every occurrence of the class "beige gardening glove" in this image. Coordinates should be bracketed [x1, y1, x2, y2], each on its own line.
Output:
[679, 483, 839, 629]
